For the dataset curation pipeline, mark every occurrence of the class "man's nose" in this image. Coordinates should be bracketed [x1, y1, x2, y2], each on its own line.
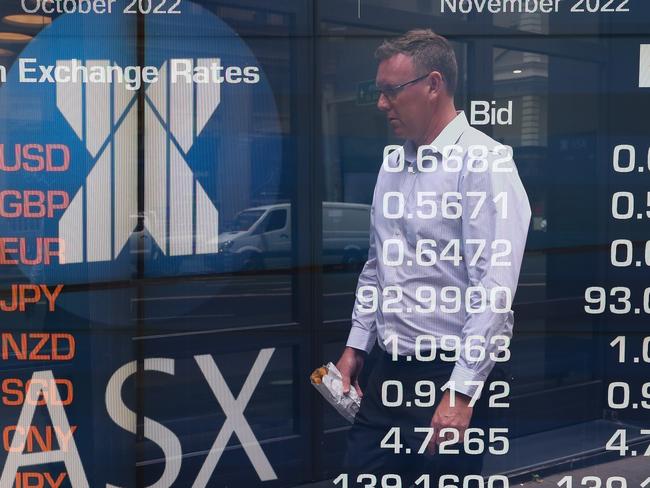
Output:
[377, 92, 391, 112]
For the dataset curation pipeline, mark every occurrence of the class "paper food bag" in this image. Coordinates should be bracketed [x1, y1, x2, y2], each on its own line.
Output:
[310, 362, 361, 423]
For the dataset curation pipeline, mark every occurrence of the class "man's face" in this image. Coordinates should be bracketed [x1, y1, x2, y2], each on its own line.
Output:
[375, 53, 432, 141]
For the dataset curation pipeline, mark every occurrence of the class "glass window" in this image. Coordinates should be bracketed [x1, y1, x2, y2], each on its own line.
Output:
[2, 1, 648, 486]
[229, 209, 265, 232]
[262, 209, 288, 232]
[491, 48, 605, 440]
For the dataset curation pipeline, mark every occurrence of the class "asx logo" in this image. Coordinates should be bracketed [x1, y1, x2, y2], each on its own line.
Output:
[0, 349, 278, 487]
[56, 59, 220, 264]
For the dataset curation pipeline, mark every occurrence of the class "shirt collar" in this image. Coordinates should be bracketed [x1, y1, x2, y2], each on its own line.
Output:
[404, 111, 469, 169]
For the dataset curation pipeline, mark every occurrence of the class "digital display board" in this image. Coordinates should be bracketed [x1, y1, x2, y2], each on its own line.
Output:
[0, 1, 649, 487]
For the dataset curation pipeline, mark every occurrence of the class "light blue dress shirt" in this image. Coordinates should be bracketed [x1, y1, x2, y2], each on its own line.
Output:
[346, 111, 532, 397]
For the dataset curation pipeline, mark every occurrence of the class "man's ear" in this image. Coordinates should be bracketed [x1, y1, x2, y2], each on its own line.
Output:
[428, 71, 444, 97]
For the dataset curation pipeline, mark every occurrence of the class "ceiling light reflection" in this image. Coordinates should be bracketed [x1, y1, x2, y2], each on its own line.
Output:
[3, 15, 52, 28]
[0, 32, 33, 43]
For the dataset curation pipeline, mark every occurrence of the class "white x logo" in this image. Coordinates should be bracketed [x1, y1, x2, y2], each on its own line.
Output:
[193, 349, 277, 486]
[56, 59, 221, 264]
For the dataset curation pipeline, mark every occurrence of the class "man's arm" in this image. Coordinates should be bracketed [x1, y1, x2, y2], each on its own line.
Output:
[431, 147, 531, 448]
[449, 147, 531, 397]
[346, 204, 379, 354]
[337, 188, 380, 396]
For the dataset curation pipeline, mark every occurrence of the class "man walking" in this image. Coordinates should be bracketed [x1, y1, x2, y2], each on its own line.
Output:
[337, 29, 531, 485]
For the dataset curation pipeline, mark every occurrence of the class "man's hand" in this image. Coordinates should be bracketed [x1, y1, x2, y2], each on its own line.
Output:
[336, 346, 365, 398]
[428, 390, 473, 454]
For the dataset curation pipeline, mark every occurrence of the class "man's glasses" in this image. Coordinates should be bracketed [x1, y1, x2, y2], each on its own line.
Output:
[374, 72, 430, 100]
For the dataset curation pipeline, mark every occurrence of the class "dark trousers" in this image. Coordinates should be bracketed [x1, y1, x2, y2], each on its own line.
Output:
[344, 351, 505, 487]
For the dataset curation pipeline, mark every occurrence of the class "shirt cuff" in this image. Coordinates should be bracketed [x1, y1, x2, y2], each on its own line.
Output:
[444, 364, 488, 398]
[346, 325, 376, 354]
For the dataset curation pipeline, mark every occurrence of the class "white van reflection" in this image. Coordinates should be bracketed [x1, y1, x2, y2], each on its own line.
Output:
[219, 202, 371, 271]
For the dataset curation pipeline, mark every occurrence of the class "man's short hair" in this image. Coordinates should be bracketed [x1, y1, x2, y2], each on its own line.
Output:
[375, 29, 458, 96]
